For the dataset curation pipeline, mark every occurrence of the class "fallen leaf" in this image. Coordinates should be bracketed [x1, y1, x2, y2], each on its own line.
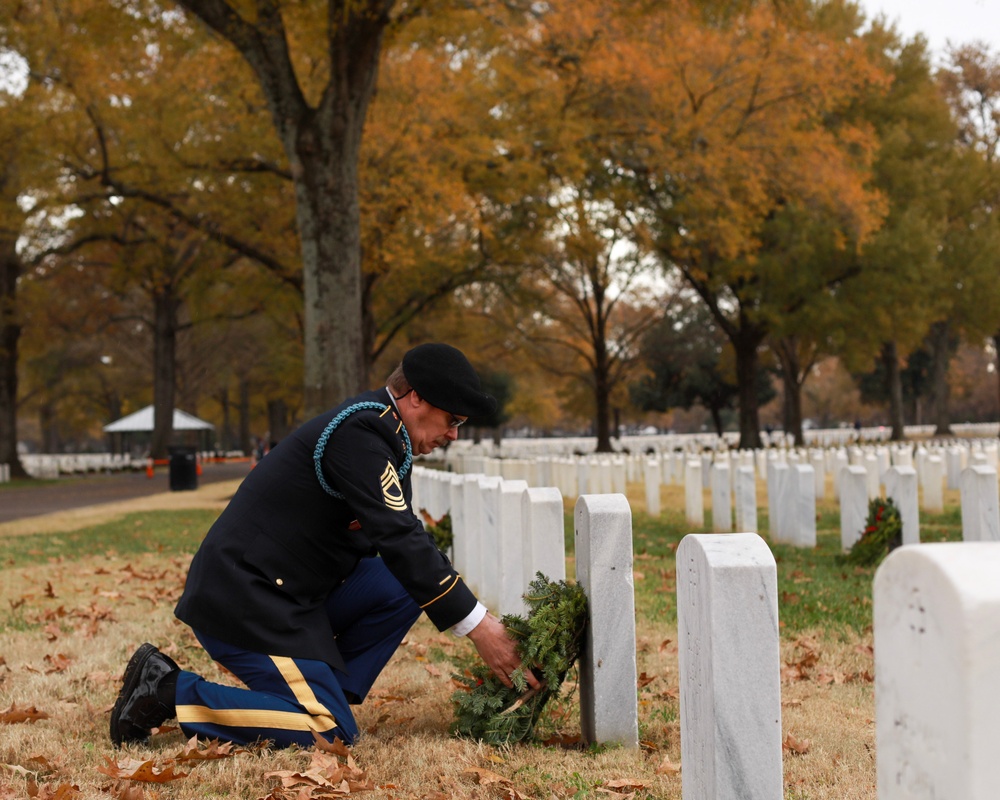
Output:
[26, 780, 80, 799]
[173, 736, 239, 761]
[605, 778, 646, 791]
[654, 756, 680, 776]
[43, 654, 73, 674]
[636, 672, 657, 689]
[97, 757, 189, 782]
[0, 704, 49, 724]
[462, 767, 509, 786]
[783, 733, 811, 755]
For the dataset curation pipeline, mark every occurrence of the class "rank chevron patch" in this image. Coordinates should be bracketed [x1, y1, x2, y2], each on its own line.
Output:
[380, 461, 407, 511]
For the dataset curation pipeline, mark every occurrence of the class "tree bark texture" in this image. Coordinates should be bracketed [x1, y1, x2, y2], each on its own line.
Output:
[177, 0, 393, 416]
[733, 324, 766, 450]
[774, 338, 804, 446]
[0, 240, 27, 477]
[150, 289, 179, 459]
[926, 320, 955, 436]
[881, 340, 905, 441]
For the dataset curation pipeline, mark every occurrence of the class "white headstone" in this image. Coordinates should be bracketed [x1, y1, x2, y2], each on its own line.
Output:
[791, 464, 817, 548]
[960, 465, 1000, 542]
[645, 458, 662, 517]
[476, 476, 503, 610]
[677, 533, 783, 800]
[685, 460, 704, 527]
[711, 462, 733, 533]
[498, 480, 529, 617]
[767, 461, 790, 542]
[923, 455, 944, 512]
[521, 486, 567, 591]
[875, 543, 1000, 800]
[885, 465, 919, 546]
[734, 465, 758, 534]
[575, 494, 639, 748]
[840, 465, 869, 551]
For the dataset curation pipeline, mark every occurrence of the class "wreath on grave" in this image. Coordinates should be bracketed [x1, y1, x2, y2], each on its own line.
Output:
[419, 509, 453, 553]
[846, 496, 903, 567]
[450, 573, 588, 745]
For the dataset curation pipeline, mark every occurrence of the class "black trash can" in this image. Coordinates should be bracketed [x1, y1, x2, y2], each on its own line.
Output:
[168, 446, 198, 491]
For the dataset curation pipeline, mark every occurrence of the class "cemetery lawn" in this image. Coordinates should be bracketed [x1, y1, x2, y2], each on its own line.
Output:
[0, 478, 963, 799]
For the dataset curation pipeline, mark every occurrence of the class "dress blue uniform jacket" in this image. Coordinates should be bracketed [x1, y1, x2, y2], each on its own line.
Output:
[174, 387, 477, 672]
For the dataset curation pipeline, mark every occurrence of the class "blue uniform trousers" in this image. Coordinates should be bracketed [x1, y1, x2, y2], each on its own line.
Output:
[174, 557, 421, 747]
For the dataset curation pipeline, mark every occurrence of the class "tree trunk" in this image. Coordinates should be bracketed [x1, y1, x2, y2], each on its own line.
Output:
[0, 239, 27, 477]
[150, 288, 179, 459]
[994, 330, 1000, 434]
[238, 377, 251, 455]
[267, 398, 290, 444]
[710, 405, 724, 437]
[774, 338, 804, 446]
[39, 402, 57, 453]
[593, 337, 613, 453]
[926, 321, 955, 436]
[881, 340, 905, 441]
[218, 388, 232, 451]
[733, 327, 765, 450]
[176, 1, 390, 416]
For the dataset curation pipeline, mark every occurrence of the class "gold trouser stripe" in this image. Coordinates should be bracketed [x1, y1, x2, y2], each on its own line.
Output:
[176, 704, 338, 733]
[174, 655, 339, 734]
[269, 656, 338, 727]
[420, 575, 459, 608]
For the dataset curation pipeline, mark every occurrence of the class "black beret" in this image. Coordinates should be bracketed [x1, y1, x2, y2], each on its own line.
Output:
[402, 343, 497, 418]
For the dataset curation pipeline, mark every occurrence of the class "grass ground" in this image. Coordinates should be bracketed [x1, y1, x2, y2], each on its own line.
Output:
[0, 475, 963, 799]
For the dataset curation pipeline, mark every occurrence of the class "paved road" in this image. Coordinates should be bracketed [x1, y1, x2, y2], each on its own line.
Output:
[0, 460, 252, 524]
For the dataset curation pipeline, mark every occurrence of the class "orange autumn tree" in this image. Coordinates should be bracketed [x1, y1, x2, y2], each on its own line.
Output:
[587, 0, 889, 447]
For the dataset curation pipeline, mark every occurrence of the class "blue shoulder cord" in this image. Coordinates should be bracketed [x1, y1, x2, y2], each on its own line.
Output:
[313, 401, 413, 499]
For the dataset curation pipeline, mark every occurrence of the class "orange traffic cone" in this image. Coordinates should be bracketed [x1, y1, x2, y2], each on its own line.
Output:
[145, 457, 154, 479]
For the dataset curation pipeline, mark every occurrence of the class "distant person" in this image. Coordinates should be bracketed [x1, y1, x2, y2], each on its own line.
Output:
[110, 343, 539, 748]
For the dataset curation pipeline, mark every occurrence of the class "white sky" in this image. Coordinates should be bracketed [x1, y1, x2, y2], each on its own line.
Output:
[860, 0, 1000, 61]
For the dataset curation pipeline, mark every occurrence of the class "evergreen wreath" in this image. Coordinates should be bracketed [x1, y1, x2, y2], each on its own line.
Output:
[419, 510, 453, 553]
[450, 573, 588, 745]
[846, 496, 903, 567]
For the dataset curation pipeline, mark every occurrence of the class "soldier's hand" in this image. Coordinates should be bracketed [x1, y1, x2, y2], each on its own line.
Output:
[466, 612, 542, 690]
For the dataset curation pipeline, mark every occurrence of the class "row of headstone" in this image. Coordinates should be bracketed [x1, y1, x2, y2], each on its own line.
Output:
[443, 481, 1000, 794]
[410, 466, 566, 617]
[436, 423, 1000, 466]
[676, 531, 1000, 798]
[19, 452, 139, 478]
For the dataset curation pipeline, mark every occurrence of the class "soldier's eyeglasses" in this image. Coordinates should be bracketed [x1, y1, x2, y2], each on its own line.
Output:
[449, 414, 467, 429]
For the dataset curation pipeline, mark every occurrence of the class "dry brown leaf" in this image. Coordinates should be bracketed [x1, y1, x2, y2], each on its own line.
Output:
[97, 756, 189, 783]
[462, 766, 509, 786]
[636, 672, 657, 689]
[311, 733, 351, 756]
[604, 778, 646, 791]
[173, 735, 239, 761]
[0, 704, 50, 724]
[654, 755, 680, 776]
[43, 654, 73, 674]
[104, 783, 146, 800]
[657, 639, 672, 653]
[26, 781, 80, 799]
[783, 733, 811, 755]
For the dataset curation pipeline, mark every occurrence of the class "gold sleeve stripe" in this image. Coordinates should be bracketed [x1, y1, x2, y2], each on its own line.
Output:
[419, 574, 460, 608]
[175, 704, 338, 733]
[379, 405, 392, 418]
[269, 656, 338, 727]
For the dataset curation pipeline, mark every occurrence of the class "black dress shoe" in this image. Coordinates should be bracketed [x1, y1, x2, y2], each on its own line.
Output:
[110, 643, 179, 746]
